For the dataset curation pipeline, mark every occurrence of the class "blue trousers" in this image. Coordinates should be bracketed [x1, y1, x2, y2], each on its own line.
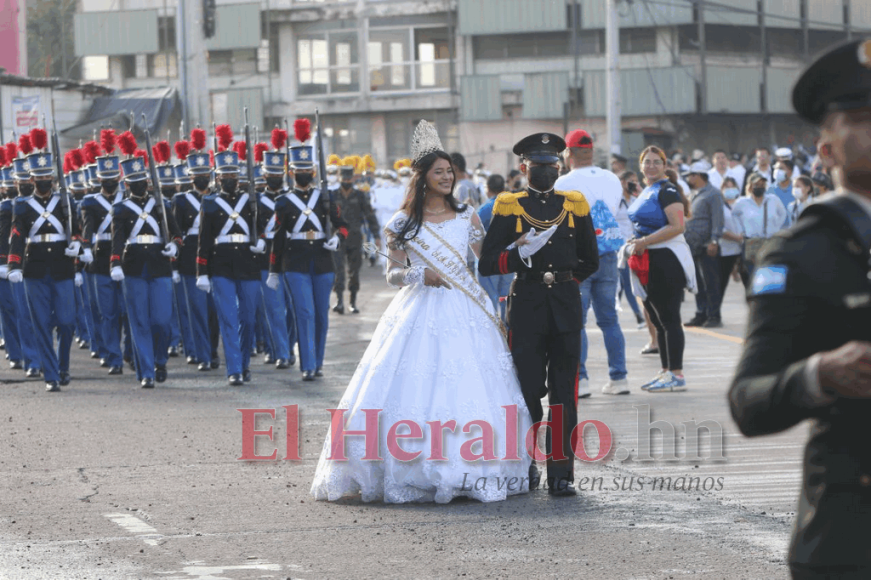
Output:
[169, 289, 182, 348]
[284, 266, 333, 372]
[0, 279, 22, 363]
[283, 279, 298, 357]
[179, 274, 211, 364]
[579, 251, 627, 381]
[11, 281, 39, 370]
[93, 274, 124, 367]
[23, 274, 75, 382]
[211, 276, 259, 376]
[618, 266, 643, 318]
[123, 270, 172, 380]
[83, 272, 108, 358]
[74, 283, 92, 344]
[260, 270, 290, 361]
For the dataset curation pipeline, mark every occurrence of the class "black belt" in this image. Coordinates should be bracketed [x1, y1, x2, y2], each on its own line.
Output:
[516, 270, 574, 284]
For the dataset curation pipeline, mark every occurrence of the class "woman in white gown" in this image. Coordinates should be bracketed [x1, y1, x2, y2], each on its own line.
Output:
[310, 122, 533, 503]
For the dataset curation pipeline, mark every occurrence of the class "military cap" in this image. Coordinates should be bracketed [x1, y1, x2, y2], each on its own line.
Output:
[157, 164, 176, 186]
[174, 163, 192, 185]
[69, 169, 88, 193]
[27, 151, 53, 177]
[1, 166, 13, 188]
[262, 150, 286, 176]
[12, 157, 30, 180]
[512, 133, 566, 164]
[214, 150, 239, 174]
[339, 165, 355, 179]
[187, 152, 212, 175]
[289, 144, 314, 169]
[793, 38, 871, 124]
[96, 155, 120, 180]
[120, 157, 148, 182]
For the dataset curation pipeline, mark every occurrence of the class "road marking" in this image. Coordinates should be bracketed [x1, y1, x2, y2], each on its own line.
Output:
[104, 513, 162, 546]
[159, 561, 284, 579]
[685, 326, 744, 344]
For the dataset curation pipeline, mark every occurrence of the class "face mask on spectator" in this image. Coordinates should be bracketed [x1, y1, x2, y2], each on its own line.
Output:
[723, 187, 739, 200]
[792, 187, 805, 201]
[775, 169, 788, 183]
[752, 186, 766, 198]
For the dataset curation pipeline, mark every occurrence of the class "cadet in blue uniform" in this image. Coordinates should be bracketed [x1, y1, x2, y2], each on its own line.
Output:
[478, 133, 599, 496]
[196, 146, 265, 386]
[267, 124, 348, 381]
[110, 149, 182, 388]
[152, 150, 183, 358]
[8, 132, 82, 392]
[0, 163, 28, 371]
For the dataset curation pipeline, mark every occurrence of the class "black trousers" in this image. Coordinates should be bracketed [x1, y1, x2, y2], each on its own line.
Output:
[718, 254, 740, 299]
[790, 564, 871, 579]
[510, 304, 580, 486]
[644, 248, 685, 371]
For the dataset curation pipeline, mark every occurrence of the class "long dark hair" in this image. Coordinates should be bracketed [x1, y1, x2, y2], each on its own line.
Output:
[394, 150, 464, 243]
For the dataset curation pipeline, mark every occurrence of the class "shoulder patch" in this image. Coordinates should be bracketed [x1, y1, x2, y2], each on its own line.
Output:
[556, 189, 590, 217]
[750, 265, 788, 296]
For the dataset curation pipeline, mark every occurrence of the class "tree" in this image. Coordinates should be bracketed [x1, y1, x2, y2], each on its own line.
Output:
[27, 0, 79, 79]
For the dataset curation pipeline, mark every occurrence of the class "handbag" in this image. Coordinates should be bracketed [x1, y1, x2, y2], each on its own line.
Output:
[742, 198, 768, 263]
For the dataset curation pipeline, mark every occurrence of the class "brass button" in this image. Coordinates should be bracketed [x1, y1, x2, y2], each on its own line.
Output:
[861, 475, 871, 487]
[47, 247, 52, 252]
[547, 241, 552, 245]
[548, 264, 553, 268]
[547, 285, 552, 289]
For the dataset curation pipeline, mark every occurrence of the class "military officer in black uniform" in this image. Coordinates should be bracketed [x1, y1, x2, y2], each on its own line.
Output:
[478, 133, 599, 496]
[729, 39, 871, 579]
[331, 162, 380, 314]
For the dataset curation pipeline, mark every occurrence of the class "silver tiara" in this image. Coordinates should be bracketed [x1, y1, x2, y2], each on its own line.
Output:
[410, 120, 444, 164]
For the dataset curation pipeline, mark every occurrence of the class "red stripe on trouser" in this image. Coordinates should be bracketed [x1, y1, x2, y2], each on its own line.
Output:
[574, 362, 580, 406]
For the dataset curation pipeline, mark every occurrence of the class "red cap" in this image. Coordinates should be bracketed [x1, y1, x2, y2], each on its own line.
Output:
[565, 129, 593, 149]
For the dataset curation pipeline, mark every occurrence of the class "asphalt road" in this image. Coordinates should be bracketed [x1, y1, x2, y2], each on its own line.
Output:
[0, 265, 806, 579]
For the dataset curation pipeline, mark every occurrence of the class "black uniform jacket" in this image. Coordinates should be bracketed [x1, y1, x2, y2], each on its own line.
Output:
[172, 188, 206, 277]
[196, 190, 261, 281]
[478, 188, 599, 334]
[256, 189, 284, 272]
[729, 197, 871, 568]
[111, 194, 182, 278]
[81, 191, 124, 276]
[334, 186, 380, 242]
[269, 187, 349, 275]
[0, 197, 13, 266]
[9, 191, 80, 281]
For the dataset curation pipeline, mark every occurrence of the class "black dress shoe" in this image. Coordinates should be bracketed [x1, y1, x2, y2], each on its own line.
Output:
[210, 358, 220, 369]
[703, 318, 724, 328]
[302, 370, 315, 381]
[528, 464, 541, 490]
[9, 360, 22, 370]
[127, 359, 136, 371]
[45, 381, 60, 392]
[155, 365, 167, 383]
[100, 358, 111, 368]
[332, 300, 344, 315]
[59, 372, 71, 386]
[275, 358, 289, 369]
[684, 315, 707, 327]
[198, 362, 211, 371]
[256, 341, 265, 354]
[78, 341, 89, 350]
[242, 368, 252, 382]
[315, 368, 323, 377]
[140, 377, 154, 389]
[548, 483, 578, 497]
[263, 353, 274, 364]
[168, 346, 179, 358]
[349, 293, 359, 314]
[228, 374, 243, 386]
[108, 366, 123, 375]
[91, 351, 100, 359]
[186, 355, 197, 365]
[26, 368, 40, 378]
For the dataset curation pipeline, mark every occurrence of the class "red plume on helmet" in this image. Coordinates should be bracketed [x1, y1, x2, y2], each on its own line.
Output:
[293, 119, 311, 143]
[100, 129, 116, 154]
[174, 140, 191, 161]
[0, 147, 7, 168]
[271, 128, 287, 151]
[215, 124, 233, 152]
[209, 149, 215, 167]
[18, 134, 32, 156]
[153, 140, 171, 164]
[117, 131, 137, 157]
[83, 140, 101, 164]
[29, 128, 47, 151]
[63, 152, 73, 174]
[254, 143, 268, 164]
[134, 148, 148, 167]
[190, 128, 206, 151]
[71, 148, 85, 170]
[4, 142, 17, 164]
[232, 140, 247, 161]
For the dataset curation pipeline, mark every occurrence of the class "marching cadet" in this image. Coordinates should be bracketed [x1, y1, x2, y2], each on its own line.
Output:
[331, 159, 380, 314]
[8, 127, 83, 392]
[478, 132, 599, 496]
[169, 139, 198, 366]
[196, 126, 265, 386]
[110, 132, 182, 388]
[80, 143, 125, 375]
[257, 130, 294, 369]
[266, 118, 348, 381]
[0, 150, 27, 371]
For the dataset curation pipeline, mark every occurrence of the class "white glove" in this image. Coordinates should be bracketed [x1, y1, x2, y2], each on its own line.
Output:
[161, 242, 178, 258]
[74, 272, 83, 287]
[172, 271, 181, 284]
[266, 272, 280, 291]
[110, 266, 125, 282]
[517, 225, 558, 260]
[7, 270, 22, 283]
[196, 275, 211, 292]
[80, 248, 94, 264]
[249, 238, 266, 254]
[0, 265, 7, 280]
[65, 240, 81, 258]
[323, 234, 340, 251]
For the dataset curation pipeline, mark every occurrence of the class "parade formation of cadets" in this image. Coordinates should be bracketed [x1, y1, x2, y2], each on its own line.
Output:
[0, 116, 397, 392]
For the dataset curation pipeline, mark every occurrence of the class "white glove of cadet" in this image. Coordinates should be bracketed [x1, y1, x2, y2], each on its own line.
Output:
[0, 265, 7, 280]
[196, 275, 211, 292]
[323, 234, 340, 252]
[249, 238, 266, 254]
[517, 225, 558, 260]
[64, 240, 81, 258]
[110, 266, 125, 282]
[161, 242, 178, 258]
[74, 272, 83, 287]
[266, 272, 280, 291]
[7, 270, 22, 283]
[172, 271, 181, 284]
[80, 248, 94, 264]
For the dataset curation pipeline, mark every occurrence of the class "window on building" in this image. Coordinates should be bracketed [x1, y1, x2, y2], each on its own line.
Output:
[232, 49, 257, 76]
[82, 55, 109, 81]
[259, 16, 280, 74]
[473, 32, 573, 60]
[415, 27, 449, 88]
[298, 31, 358, 95]
[767, 28, 801, 58]
[208, 50, 233, 77]
[620, 28, 657, 54]
[369, 29, 410, 91]
[682, 24, 761, 53]
[150, 53, 178, 79]
[577, 30, 604, 55]
[808, 30, 848, 56]
[135, 54, 148, 78]
[158, 16, 176, 52]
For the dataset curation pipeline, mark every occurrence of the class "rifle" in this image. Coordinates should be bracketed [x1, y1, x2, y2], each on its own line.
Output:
[140, 113, 172, 242]
[243, 107, 258, 240]
[314, 109, 331, 239]
[49, 115, 74, 242]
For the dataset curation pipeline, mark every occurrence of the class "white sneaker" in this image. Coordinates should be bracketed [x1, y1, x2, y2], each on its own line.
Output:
[577, 378, 591, 399]
[602, 378, 630, 395]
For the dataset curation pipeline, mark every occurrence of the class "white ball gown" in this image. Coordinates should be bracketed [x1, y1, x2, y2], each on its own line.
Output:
[310, 205, 533, 503]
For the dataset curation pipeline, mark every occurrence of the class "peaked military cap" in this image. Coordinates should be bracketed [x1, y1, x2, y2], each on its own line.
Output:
[512, 133, 566, 164]
[793, 37, 871, 125]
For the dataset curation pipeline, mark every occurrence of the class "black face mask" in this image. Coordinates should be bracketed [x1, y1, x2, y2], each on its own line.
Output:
[221, 178, 238, 195]
[294, 172, 314, 188]
[752, 186, 766, 197]
[161, 186, 177, 197]
[128, 180, 148, 197]
[527, 165, 559, 192]
[193, 176, 211, 191]
[627, 182, 637, 194]
[34, 180, 53, 195]
[266, 176, 284, 191]
[102, 179, 119, 194]
[17, 182, 33, 197]
[340, 181, 353, 189]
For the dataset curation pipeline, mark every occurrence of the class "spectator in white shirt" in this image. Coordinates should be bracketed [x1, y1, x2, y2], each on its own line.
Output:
[729, 153, 747, 192]
[707, 150, 733, 191]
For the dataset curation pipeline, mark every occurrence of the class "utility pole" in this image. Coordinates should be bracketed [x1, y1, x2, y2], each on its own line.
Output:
[177, 0, 210, 128]
[606, 0, 622, 155]
[698, 0, 707, 114]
